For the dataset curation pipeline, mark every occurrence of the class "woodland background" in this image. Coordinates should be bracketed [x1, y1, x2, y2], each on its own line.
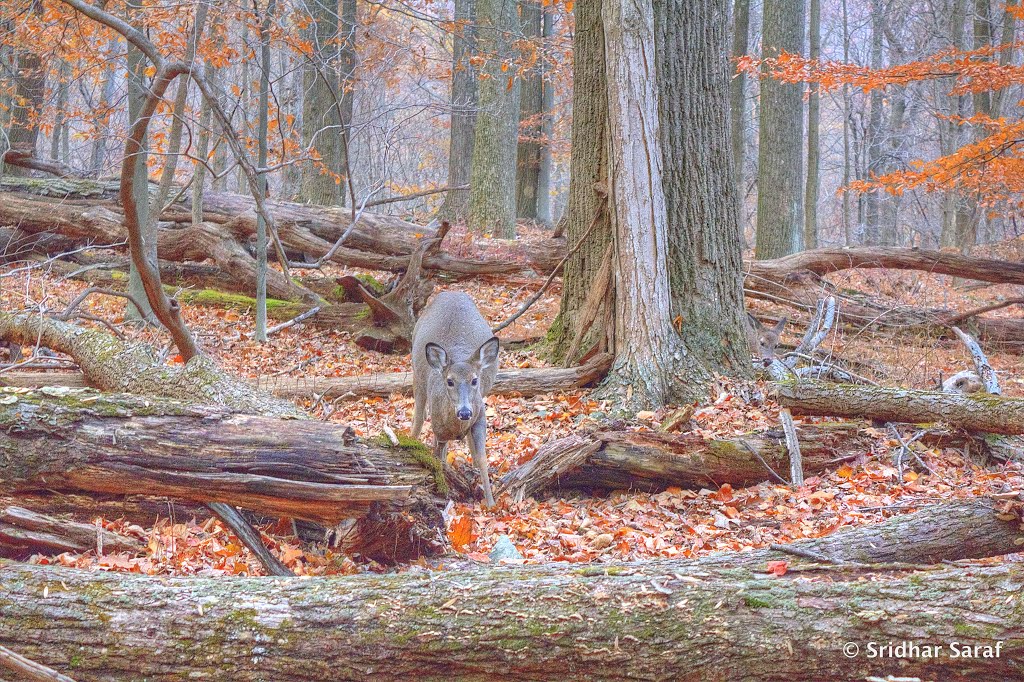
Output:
[0, 0, 1023, 679]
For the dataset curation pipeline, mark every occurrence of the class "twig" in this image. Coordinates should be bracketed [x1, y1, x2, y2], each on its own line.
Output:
[943, 296, 1024, 326]
[780, 408, 803, 487]
[0, 644, 79, 682]
[495, 205, 605, 334]
[888, 424, 936, 478]
[364, 184, 468, 208]
[740, 441, 788, 485]
[261, 306, 321, 337]
[204, 502, 293, 577]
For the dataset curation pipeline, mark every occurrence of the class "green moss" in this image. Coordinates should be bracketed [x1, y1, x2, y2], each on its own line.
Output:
[574, 566, 630, 577]
[743, 594, 774, 609]
[355, 273, 386, 295]
[170, 288, 307, 321]
[68, 654, 83, 668]
[378, 433, 448, 496]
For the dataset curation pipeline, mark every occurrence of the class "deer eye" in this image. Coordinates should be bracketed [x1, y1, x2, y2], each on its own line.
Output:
[471, 377, 478, 386]
[446, 379, 454, 387]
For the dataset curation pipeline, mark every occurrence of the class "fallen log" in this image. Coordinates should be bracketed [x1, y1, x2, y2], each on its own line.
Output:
[0, 311, 302, 417]
[0, 387, 450, 562]
[259, 353, 614, 400]
[499, 423, 871, 497]
[749, 245, 1024, 286]
[776, 378, 1024, 435]
[0, 506, 142, 559]
[0, 498, 1021, 681]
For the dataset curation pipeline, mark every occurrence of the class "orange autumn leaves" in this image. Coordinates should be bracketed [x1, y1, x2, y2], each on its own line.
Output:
[739, 42, 1024, 210]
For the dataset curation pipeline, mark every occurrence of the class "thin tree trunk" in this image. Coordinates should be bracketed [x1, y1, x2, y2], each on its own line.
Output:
[840, 0, 852, 244]
[254, 0, 274, 342]
[940, 0, 969, 249]
[437, 0, 479, 223]
[298, 0, 341, 205]
[804, 0, 820, 249]
[863, 1, 885, 245]
[467, 0, 522, 238]
[536, 7, 554, 226]
[90, 41, 118, 176]
[192, 64, 214, 225]
[49, 62, 70, 164]
[515, 0, 543, 221]
[5, 0, 45, 177]
[729, 0, 750, 247]
[755, 0, 806, 258]
[124, 3, 156, 322]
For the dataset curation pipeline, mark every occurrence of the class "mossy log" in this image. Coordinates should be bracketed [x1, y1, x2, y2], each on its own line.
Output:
[0, 311, 302, 417]
[499, 423, 871, 498]
[0, 499, 1021, 681]
[0, 388, 450, 562]
[776, 379, 1024, 435]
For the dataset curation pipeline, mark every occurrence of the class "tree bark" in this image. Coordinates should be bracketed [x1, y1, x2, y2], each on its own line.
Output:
[437, 0, 479, 223]
[499, 423, 870, 497]
[4, 0, 45, 177]
[601, 0, 685, 410]
[0, 388, 448, 561]
[755, 0, 806, 258]
[0, 498, 1021, 681]
[467, 0, 522, 238]
[515, 0, 544, 221]
[656, 0, 752, 380]
[0, 311, 303, 417]
[748, 245, 1024, 286]
[298, 0, 343, 206]
[0, 506, 142, 559]
[547, 0, 613, 363]
[777, 378, 1024, 435]
[729, 0, 750, 243]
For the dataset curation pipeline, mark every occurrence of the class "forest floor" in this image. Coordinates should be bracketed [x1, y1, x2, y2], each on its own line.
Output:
[2, 223, 1023, 577]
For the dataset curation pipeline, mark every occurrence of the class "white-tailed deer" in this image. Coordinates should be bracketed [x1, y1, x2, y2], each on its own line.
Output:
[746, 313, 786, 361]
[411, 292, 500, 507]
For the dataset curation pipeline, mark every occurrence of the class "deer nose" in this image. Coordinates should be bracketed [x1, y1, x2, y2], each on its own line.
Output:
[457, 408, 472, 421]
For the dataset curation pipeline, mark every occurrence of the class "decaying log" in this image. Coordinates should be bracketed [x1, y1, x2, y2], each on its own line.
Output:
[259, 353, 614, 400]
[499, 423, 870, 498]
[0, 311, 302, 417]
[0, 387, 450, 562]
[749, 246, 1024, 286]
[0, 506, 142, 559]
[777, 379, 1024, 435]
[0, 498, 1021, 681]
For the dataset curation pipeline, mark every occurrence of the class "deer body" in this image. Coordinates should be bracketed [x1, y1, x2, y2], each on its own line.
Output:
[411, 292, 500, 507]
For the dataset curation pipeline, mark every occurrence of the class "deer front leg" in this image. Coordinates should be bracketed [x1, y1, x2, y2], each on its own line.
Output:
[467, 418, 495, 508]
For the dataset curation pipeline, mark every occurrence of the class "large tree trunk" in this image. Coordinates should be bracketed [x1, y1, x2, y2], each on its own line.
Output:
[755, 0, 806, 258]
[437, 0, 479, 223]
[656, 0, 752, 380]
[0, 499, 1021, 681]
[499, 423, 870, 497]
[467, 0, 522, 238]
[547, 0, 613, 364]
[0, 388, 449, 561]
[4, 0, 45, 177]
[600, 0, 685, 410]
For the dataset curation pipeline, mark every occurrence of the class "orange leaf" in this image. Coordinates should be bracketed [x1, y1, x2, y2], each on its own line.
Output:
[766, 560, 788, 577]
[448, 514, 474, 550]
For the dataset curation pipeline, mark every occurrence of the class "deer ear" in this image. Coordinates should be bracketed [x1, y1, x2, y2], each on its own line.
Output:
[425, 343, 449, 371]
[475, 336, 500, 369]
[773, 317, 788, 334]
[746, 312, 763, 329]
